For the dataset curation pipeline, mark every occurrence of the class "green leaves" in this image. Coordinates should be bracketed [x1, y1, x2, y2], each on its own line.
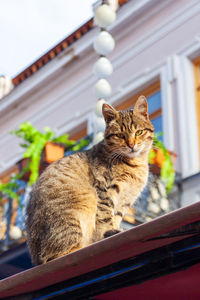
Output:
[161, 158, 175, 193]
[52, 133, 74, 147]
[0, 177, 20, 202]
[12, 123, 50, 186]
[71, 138, 90, 152]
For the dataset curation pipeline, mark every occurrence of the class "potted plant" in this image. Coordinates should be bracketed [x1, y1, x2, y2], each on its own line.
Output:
[149, 133, 176, 193]
[12, 122, 90, 186]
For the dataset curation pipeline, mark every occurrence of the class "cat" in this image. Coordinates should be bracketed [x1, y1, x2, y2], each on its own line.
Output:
[25, 96, 154, 265]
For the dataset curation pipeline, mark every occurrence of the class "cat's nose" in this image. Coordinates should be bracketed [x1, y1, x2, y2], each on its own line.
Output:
[128, 143, 135, 149]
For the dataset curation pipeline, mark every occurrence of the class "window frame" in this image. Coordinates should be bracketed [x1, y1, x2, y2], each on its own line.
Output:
[116, 81, 161, 123]
[69, 126, 87, 141]
[193, 56, 200, 155]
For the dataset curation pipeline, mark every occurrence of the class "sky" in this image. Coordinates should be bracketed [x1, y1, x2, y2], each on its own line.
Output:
[0, 0, 96, 78]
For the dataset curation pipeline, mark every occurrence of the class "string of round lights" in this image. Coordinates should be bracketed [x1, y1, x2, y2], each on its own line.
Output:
[92, 0, 118, 144]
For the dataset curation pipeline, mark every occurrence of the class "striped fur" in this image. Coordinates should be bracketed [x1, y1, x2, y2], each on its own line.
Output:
[26, 96, 154, 265]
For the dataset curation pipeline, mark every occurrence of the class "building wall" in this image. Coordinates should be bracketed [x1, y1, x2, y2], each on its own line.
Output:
[182, 173, 200, 206]
[0, 0, 200, 201]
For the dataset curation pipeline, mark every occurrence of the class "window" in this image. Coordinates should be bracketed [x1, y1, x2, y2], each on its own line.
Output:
[147, 90, 162, 136]
[193, 57, 200, 153]
[116, 81, 162, 138]
[65, 124, 89, 156]
[69, 126, 87, 141]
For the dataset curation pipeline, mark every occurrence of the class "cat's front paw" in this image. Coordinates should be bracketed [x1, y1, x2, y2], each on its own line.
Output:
[104, 229, 121, 238]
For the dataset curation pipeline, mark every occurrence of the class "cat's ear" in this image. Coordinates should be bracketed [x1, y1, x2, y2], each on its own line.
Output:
[134, 96, 149, 120]
[102, 103, 118, 123]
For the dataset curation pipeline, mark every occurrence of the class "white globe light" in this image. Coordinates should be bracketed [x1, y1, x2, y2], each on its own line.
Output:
[94, 79, 112, 98]
[94, 31, 115, 55]
[93, 132, 104, 145]
[94, 115, 106, 132]
[9, 225, 22, 240]
[95, 99, 106, 117]
[95, 4, 116, 28]
[93, 57, 113, 78]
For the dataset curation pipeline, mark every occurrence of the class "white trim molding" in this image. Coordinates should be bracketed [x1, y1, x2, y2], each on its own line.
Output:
[161, 54, 199, 178]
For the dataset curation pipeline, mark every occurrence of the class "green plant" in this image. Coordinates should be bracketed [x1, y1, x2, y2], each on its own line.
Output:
[149, 133, 175, 193]
[11, 122, 90, 186]
[0, 172, 23, 203]
[0, 180, 19, 202]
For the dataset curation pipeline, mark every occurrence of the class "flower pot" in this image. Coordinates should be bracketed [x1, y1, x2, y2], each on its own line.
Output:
[150, 149, 165, 168]
[43, 142, 65, 164]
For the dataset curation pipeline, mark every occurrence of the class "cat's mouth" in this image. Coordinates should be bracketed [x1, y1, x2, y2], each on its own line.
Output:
[127, 150, 140, 158]
[112, 145, 143, 159]
[121, 148, 140, 158]
[126, 146, 144, 158]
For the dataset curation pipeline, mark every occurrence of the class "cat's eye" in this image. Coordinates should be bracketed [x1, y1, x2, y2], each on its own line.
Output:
[116, 133, 125, 139]
[135, 130, 143, 136]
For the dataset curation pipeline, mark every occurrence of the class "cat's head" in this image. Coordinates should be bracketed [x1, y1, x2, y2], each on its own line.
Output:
[102, 96, 154, 159]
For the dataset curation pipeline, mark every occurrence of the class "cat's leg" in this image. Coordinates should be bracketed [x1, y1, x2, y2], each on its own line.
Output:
[93, 199, 122, 242]
[78, 207, 96, 248]
[103, 213, 123, 238]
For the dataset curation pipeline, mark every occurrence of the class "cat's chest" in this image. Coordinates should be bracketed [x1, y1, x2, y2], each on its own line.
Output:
[93, 163, 147, 187]
[112, 164, 148, 205]
[93, 163, 148, 203]
[112, 163, 148, 185]
[92, 166, 113, 192]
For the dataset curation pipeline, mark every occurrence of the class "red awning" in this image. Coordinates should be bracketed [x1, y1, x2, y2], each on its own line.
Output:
[0, 201, 200, 299]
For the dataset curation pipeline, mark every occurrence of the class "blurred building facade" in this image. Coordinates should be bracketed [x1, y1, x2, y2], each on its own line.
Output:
[0, 0, 200, 207]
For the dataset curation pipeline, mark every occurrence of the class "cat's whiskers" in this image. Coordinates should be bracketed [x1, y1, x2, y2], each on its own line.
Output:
[110, 149, 125, 165]
[110, 152, 121, 165]
[114, 150, 125, 163]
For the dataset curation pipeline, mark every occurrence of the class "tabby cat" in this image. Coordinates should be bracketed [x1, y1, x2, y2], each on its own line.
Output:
[25, 96, 154, 265]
